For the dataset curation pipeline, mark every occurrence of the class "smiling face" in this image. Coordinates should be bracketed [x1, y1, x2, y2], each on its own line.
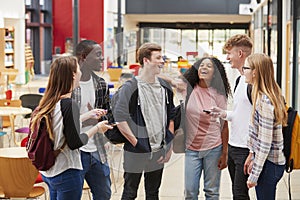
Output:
[198, 58, 215, 81]
[143, 50, 164, 75]
[226, 46, 245, 71]
[83, 44, 104, 72]
[198, 58, 215, 85]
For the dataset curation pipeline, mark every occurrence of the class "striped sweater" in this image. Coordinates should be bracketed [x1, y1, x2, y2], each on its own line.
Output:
[247, 94, 285, 183]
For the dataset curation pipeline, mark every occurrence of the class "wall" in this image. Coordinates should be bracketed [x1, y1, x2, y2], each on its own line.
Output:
[53, 0, 104, 54]
[126, 0, 250, 14]
[0, 0, 25, 84]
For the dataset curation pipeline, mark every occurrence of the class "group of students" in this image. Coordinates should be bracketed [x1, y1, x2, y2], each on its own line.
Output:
[31, 34, 287, 200]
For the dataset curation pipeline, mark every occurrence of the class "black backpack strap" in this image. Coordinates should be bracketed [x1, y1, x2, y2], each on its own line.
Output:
[234, 75, 252, 104]
[247, 84, 252, 104]
[234, 76, 241, 92]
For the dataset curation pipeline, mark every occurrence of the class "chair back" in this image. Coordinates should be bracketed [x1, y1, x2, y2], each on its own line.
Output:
[19, 94, 43, 118]
[0, 147, 39, 197]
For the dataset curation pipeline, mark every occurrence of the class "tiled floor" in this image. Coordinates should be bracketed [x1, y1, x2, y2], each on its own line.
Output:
[5, 74, 300, 200]
[107, 152, 300, 200]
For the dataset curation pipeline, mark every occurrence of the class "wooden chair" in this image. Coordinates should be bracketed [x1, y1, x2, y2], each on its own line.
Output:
[0, 147, 45, 199]
[19, 137, 48, 199]
[25, 44, 35, 80]
[0, 99, 22, 146]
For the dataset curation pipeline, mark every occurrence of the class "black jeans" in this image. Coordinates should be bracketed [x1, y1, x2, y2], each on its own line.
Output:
[228, 144, 250, 200]
[121, 150, 164, 200]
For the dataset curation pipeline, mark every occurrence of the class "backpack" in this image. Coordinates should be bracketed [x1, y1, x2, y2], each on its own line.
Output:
[104, 78, 137, 144]
[246, 87, 300, 200]
[283, 106, 300, 172]
[246, 86, 300, 172]
[282, 106, 300, 200]
[26, 109, 66, 171]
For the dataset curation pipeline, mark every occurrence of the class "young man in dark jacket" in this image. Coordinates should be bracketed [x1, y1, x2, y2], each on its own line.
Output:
[114, 42, 175, 200]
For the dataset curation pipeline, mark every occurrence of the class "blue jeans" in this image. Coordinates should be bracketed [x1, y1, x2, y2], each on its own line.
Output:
[42, 169, 83, 200]
[255, 160, 285, 200]
[80, 151, 111, 200]
[185, 145, 222, 200]
[227, 144, 250, 200]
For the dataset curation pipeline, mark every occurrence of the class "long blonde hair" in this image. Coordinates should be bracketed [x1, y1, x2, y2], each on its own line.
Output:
[247, 53, 287, 126]
[30, 56, 78, 139]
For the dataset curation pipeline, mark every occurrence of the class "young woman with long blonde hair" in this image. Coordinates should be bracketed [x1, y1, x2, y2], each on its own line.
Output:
[243, 53, 287, 200]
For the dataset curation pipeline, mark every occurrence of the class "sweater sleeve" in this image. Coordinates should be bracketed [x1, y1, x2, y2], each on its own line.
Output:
[114, 81, 135, 122]
[61, 98, 88, 150]
[248, 98, 274, 183]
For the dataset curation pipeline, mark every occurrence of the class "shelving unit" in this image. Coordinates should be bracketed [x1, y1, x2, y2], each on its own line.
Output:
[0, 27, 18, 86]
[4, 27, 15, 69]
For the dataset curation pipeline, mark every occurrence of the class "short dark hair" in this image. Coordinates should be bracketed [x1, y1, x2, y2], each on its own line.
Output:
[137, 43, 161, 65]
[75, 40, 97, 61]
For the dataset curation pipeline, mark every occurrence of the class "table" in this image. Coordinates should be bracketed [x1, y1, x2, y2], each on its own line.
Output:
[0, 107, 32, 146]
[0, 147, 38, 197]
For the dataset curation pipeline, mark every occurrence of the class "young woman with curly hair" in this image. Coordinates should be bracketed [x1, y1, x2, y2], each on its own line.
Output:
[182, 56, 231, 199]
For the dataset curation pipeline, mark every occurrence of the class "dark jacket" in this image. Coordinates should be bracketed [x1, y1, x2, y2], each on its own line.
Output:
[114, 77, 175, 153]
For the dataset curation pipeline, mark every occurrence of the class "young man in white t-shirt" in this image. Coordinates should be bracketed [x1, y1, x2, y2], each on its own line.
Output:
[73, 40, 111, 200]
[211, 34, 253, 200]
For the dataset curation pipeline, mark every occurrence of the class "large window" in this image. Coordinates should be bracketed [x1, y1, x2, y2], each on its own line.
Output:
[140, 28, 247, 63]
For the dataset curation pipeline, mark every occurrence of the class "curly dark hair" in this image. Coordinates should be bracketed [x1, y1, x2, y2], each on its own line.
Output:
[183, 57, 231, 98]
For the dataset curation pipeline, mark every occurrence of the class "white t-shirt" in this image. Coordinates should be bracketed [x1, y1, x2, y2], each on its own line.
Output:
[226, 75, 252, 148]
[79, 78, 97, 152]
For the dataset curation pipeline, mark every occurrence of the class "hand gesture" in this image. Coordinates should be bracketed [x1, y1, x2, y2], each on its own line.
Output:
[209, 106, 227, 118]
[88, 109, 107, 120]
[171, 78, 187, 94]
[96, 120, 113, 133]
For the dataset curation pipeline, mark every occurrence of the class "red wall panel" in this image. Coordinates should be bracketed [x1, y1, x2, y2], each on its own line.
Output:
[53, 0, 104, 54]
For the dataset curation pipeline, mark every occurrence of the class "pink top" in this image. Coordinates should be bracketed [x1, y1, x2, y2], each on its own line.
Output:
[186, 85, 227, 151]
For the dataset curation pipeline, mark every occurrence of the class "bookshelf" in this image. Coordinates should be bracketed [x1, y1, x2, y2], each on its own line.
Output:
[0, 27, 15, 69]
[4, 27, 15, 69]
[0, 27, 18, 85]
